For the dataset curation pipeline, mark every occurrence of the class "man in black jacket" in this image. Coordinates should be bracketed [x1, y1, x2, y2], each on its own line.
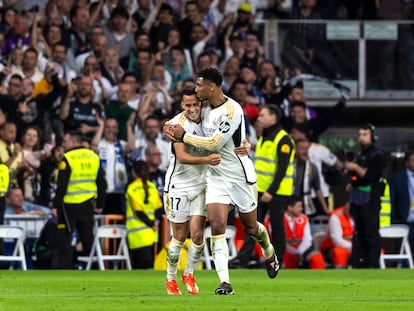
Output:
[344, 124, 387, 268]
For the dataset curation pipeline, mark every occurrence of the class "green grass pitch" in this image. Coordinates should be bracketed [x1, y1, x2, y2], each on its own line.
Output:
[1, 269, 413, 310]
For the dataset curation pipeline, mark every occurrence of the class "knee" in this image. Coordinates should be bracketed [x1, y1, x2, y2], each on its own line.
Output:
[191, 231, 204, 245]
[242, 222, 258, 236]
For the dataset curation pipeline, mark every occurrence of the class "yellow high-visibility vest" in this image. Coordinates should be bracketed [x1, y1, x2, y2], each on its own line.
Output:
[255, 129, 295, 195]
[125, 178, 162, 249]
[380, 178, 391, 227]
[63, 148, 100, 204]
[0, 163, 10, 197]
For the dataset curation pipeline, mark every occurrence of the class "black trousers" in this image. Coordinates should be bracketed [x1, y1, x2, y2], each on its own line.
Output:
[130, 245, 154, 269]
[350, 201, 381, 268]
[236, 194, 289, 263]
[0, 197, 5, 256]
[57, 200, 95, 269]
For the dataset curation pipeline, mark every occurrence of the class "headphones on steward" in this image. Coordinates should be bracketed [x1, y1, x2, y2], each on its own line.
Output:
[367, 123, 378, 142]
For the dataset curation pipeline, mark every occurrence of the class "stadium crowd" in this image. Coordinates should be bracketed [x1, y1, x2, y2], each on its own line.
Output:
[0, 0, 413, 274]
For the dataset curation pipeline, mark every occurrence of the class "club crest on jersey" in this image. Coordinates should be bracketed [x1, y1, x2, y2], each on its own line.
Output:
[218, 121, 231, 133]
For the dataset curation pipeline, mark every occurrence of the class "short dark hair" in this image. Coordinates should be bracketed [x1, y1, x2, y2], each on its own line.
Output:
[286, 195, 302, 208]
[263, 104, 282, 121]
[181, 86, 196, 98]
[198, 67, 223, 87]
[65, 131, 82, 144]
[290, 101, 307, 110]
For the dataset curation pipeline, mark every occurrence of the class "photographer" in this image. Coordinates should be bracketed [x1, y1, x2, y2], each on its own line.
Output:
[344, 124, 387, 268]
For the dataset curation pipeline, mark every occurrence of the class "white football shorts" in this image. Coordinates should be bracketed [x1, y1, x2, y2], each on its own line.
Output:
[205, 177, 258, 214]
[164, 186, 206, 223]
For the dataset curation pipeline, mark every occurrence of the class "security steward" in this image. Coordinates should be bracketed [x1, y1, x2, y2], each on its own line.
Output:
[53, 132, 106, 268]
[229, 104, 295, 268]
[0, 162, 10, 256]
[344, 124, 387, 268]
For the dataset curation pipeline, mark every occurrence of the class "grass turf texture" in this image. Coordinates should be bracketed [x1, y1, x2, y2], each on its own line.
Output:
[1, 269, 413, 311]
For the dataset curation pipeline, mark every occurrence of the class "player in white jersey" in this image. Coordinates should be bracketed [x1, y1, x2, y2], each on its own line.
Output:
[168, 68, 279, 295]
[163, 88, 221, 295]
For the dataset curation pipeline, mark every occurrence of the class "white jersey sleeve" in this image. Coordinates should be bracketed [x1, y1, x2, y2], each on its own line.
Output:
[164, 112, 207, 191]
[183, 97, 256, 183]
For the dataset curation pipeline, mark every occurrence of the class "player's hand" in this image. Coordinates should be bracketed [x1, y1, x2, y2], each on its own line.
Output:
[206, 153, 221, 166]
[169, 124, 185, 140]
[234, 139, 251, 156]
[163, 124, 176, 142]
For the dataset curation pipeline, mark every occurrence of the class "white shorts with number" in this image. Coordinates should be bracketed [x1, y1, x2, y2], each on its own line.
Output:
[164, 186, 206, 223]
[205, 177, 258, 214]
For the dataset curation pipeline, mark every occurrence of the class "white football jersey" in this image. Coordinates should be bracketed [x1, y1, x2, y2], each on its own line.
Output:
[183, 97, 256, 184]
[164, 111, 207, 191]
[308, 143, 338, 197]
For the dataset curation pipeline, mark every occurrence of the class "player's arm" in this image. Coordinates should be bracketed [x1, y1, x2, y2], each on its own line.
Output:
[182, 111, 243, 151]
[174, 142, 221, 165]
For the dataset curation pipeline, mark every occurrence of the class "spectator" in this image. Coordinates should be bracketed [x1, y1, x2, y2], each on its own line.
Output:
[59, 75, 104, 139]
[105, 83, 136, 142]
[0, 7, 17, 35]
[68, 5, 90, 58]
[38, 145, 64, 208]
[104, 5, 135, 59]
[164, 45, 192, 95]
[2, 13, 31, 57]
[0, 74, 24, 120]
[120, 71, 142, 111]
[99, 47, 125, 87]
[49, 43, 76, 84]
[291, 125, 343, 217]
[178, 1, 203, 49]
[148, 3, 176, 54]
[11, 47, 44, 83]
[75, 27, 107, 74]
[145, 144, 166, 199]
[284, 98, 346, 142]
[5, 186, 50, 216]
[320, 203, 354, 268]
[240, 29, 264, 72]
[293, 137, 330, 217]
[82, 55, 113, 105]
[222, 55, 241, 93]
[19, 126, 49, 203]
[239, 64, 265, 106]
[283, 195, 326, 269]
[125, 160, 163, 269]
[132, 0, 154, 29]
[92, 117, 134, 215]
[7, 47, 24, 73]
[390, 150, 414, 254]
[137, 65, 172, 127]
[0, 122, 23, 184]
[134, 115, 169, 172]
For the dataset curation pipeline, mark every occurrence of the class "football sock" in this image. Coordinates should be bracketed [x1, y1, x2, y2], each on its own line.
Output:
[166, 238, 184, 281]
[251, 222, 275, 259]
[184, 240, 204, 276]
[211, 234, 230, 283]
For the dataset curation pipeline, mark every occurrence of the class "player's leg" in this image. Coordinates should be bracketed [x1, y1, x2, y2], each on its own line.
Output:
[164, 192, 190, 295]
[205, 180, 234, 294]
[235, 184, 279, 278]
[182, 214, 206, 294]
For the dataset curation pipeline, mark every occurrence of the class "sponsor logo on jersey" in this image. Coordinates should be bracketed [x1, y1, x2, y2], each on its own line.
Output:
[219, 121, 231, 133]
